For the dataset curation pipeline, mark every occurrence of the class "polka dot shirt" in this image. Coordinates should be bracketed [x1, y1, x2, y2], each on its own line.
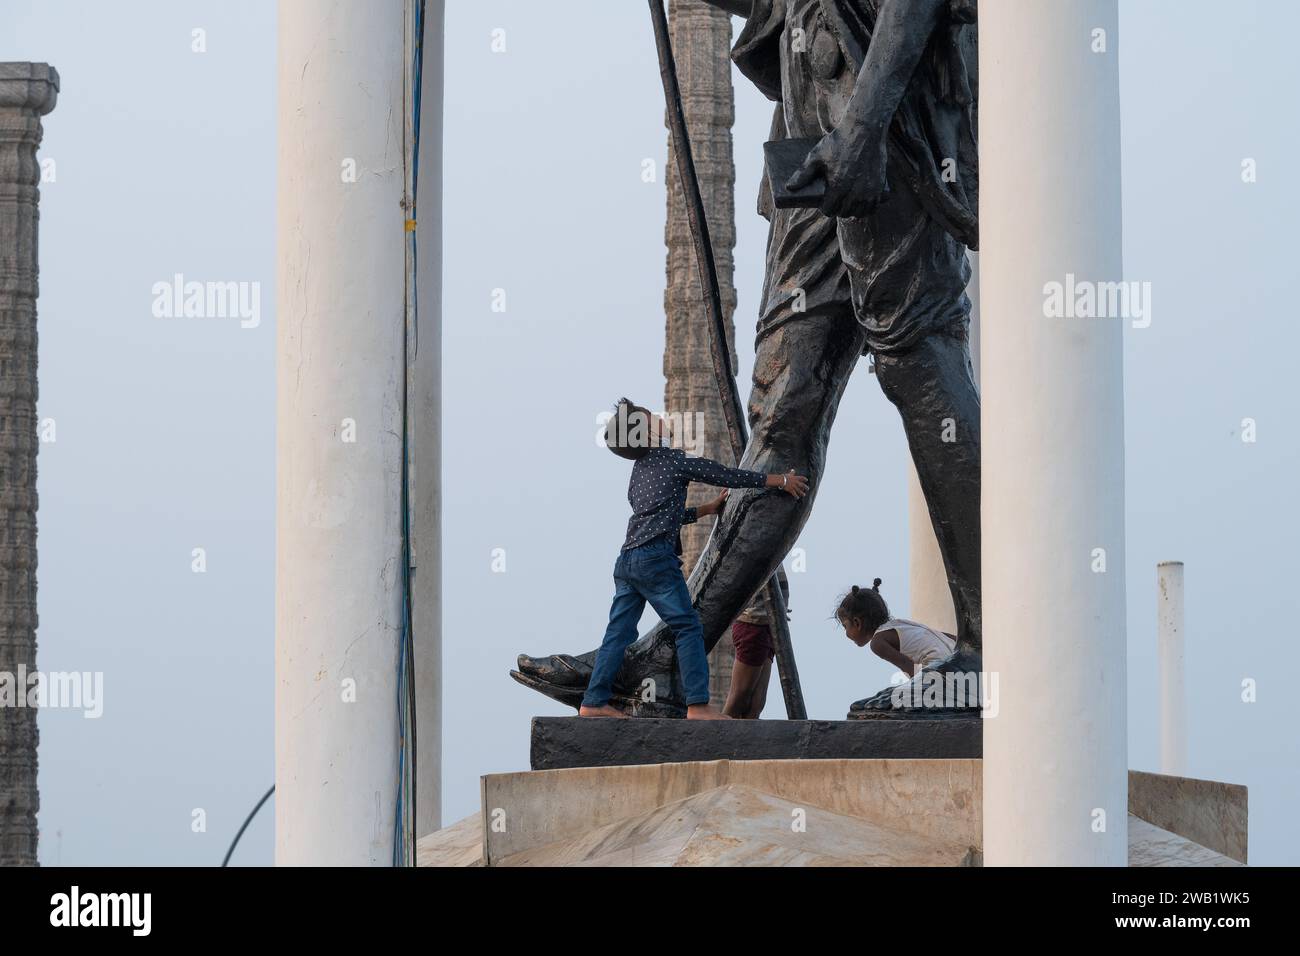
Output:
[622, 446, 768, 554]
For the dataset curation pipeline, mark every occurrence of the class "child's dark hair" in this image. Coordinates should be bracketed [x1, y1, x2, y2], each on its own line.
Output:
[605, 397, 655, 461]
[834, 579, 889, 633]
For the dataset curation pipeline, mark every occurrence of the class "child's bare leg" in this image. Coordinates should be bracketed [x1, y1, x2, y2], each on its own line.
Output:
[723, 659, 768, 719]
[748, 661, 773, 718]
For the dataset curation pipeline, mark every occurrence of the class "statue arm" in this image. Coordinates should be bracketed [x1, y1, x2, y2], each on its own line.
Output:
[847, 0, 948, 136]
[696, 0, 753, 17]
[786, 0, 949, 218]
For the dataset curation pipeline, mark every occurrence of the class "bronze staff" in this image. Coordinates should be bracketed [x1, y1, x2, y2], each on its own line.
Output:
[648, 0, 806, 719]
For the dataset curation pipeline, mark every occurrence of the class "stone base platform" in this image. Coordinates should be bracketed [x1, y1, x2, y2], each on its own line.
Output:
[530, 715, 981, 771]
[418, 757, 1248, 867]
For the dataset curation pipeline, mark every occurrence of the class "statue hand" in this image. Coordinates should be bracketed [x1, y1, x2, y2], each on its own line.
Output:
[787, 125, 889, 220]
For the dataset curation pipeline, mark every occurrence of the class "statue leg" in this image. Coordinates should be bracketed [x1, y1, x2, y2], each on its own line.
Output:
[849, 327, 983, 715]
[878, 329, 981, 652]
[512, 305, 865, 713]
[683, 305, 867, 643]
[816, 171, 983, 716]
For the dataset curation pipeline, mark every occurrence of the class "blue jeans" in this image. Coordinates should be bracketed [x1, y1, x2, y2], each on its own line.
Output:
[583, 536, 711, 708]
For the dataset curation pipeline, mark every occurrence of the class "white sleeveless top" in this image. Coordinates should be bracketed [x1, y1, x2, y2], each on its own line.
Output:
[875, 618, 956, 667]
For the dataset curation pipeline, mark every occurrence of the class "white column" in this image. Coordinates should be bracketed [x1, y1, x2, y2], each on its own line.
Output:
[907, 253, 979, 633]
[906, 465, 955, 632]
[1157, 561, 1186, 775]
[980, 1, 1128, 866]
[276, 0, 409, 866]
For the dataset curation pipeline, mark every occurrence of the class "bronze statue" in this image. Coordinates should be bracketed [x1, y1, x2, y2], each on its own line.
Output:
[512, 0, 981, 716]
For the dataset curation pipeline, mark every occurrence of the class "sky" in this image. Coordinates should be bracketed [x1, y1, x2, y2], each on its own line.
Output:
[3, 0, 1296, 866]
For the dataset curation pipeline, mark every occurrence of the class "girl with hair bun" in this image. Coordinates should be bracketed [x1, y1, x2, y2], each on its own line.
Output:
[834, 579, 955, 676]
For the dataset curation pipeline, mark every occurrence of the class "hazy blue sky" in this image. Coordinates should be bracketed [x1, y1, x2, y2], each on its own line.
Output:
[5, 0, 1297, 866]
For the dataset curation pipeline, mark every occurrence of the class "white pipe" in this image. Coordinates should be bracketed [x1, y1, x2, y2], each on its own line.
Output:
[1157, 561, 1186, 775]
[413, 0, 445, 840]
[276, 0, 408, 866]
[980, 0, 1128, 866]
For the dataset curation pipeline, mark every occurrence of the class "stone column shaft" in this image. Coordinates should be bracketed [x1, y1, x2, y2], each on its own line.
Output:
[661, 0, 739, 706]
[0, 61, 58, 869]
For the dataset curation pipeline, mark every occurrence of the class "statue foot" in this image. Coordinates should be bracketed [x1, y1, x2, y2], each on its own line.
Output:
[516, 651, 594, 688]
[509, 653, 592, 711]
[847, 647, 984, 719]
[510, 626, 687, 717]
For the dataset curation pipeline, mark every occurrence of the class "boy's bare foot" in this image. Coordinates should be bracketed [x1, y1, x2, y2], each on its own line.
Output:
[686, 704, 732, 721]
[578, 704, 628, 718]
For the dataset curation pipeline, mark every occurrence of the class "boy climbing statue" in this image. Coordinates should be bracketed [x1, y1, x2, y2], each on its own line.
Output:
[512, 0, 982, 715]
